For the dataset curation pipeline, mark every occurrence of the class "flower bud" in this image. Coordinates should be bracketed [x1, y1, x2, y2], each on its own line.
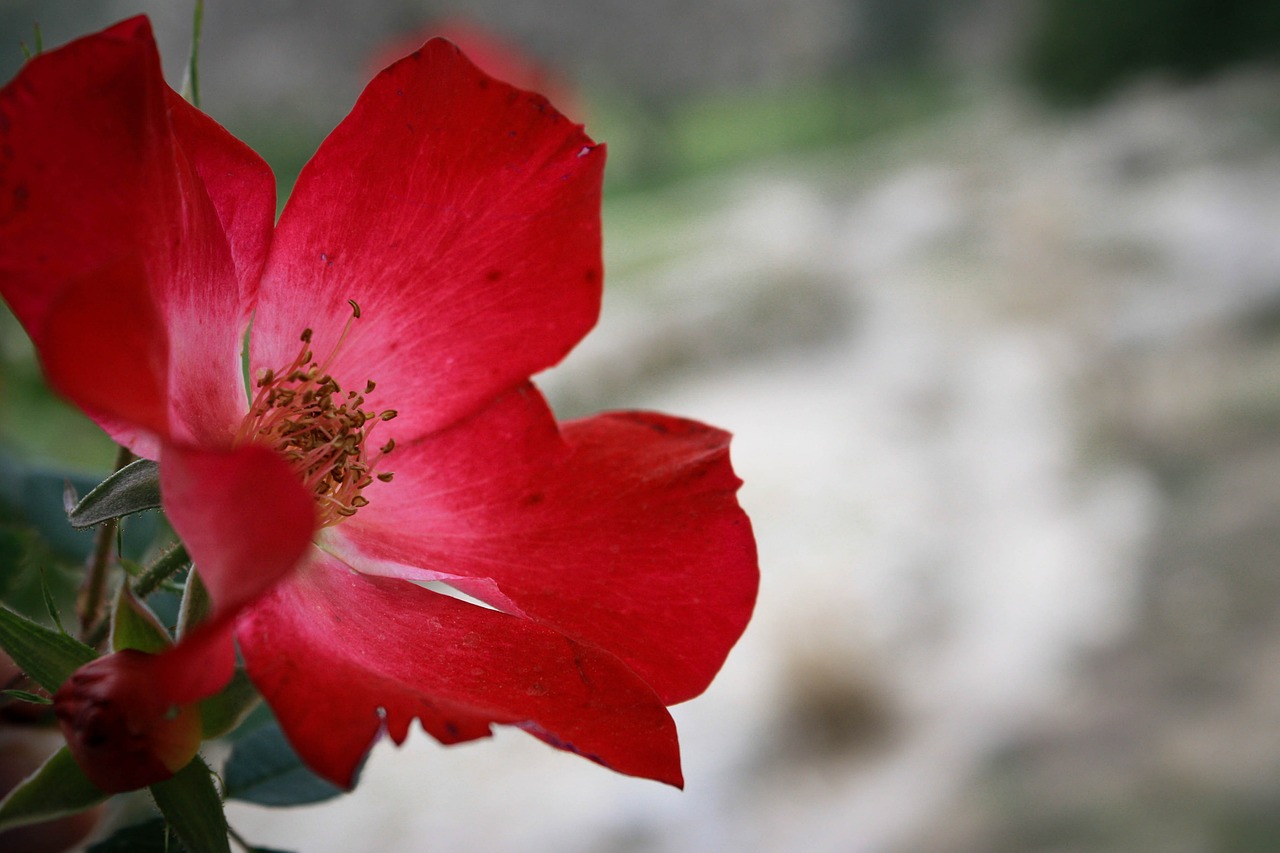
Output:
[53, 650, 202, 793]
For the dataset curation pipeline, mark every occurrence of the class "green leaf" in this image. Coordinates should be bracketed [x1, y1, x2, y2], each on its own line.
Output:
[0, 605, 96, 690]
[0, 745, 108, 832]
[199, 669, 260, 740]
[66, 458, 161, 529]
[88, 818, 186, 852]
[0, 689, 51, 704]
[224, 723, 345, 806]
[149, 757, 229, 853]
[39, 566, 66, 633]
[111, 586, 172, 653]
[0, 521, 78, 626]
[0, 449, 97, 559]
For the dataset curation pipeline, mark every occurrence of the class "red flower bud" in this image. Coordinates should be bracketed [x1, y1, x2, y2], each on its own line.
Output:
[53, 650, 202, 793]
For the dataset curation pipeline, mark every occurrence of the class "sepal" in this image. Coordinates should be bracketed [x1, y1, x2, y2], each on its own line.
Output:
[198, 669, 260, 739]
[111, 586, 173, 653]
[176, 569, 211, 638]
[66, 458, 161, 529]
[0, 605, 96, 691]
[0, 745, 108, 833]
[148, 756, 231, 853]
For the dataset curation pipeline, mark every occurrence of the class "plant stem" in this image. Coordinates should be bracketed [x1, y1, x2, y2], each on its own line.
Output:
[183, 0, 205, 108]
[133, 543, 191, 600]
[77, 445, 133, 643]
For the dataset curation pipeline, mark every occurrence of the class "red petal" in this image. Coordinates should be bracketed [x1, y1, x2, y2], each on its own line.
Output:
[370, 20, 581, 120]
[253, 38, 603, 442]
[163, 87, 275, 299]
[150, 620, 238, 707]
[160, 443, 316, 618]
[237, 554, 683, 788]
[161, 87, 276, 448]
[39, 256, 170, 438]
[0, 18, 274, 450]
[333, 385, 759, 705]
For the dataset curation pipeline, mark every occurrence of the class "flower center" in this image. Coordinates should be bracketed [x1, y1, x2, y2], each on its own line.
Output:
[235, 301, 396, 527]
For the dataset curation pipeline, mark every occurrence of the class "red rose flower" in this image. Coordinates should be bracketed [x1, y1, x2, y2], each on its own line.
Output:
[0, 17, 757, 789]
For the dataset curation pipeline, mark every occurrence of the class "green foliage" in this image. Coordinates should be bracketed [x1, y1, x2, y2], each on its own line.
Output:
[0, 605, 95, 691]
[176, 569, 211, 638]
[0, 746, 108, 832]
[0, 448, 98, 561]
[0, 520, 78, 626]
[224, 722, 345, 807]
[1025, 0, 1280, 105]
[110, 587, 173, 653]
[66, 458, 162, 529]
[149, 757, 230, 853]
[0, 688, 50, 704]
[199, 669, 261, 740]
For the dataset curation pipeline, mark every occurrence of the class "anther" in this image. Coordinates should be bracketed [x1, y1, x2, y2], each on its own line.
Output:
[236, 308, 396, 527]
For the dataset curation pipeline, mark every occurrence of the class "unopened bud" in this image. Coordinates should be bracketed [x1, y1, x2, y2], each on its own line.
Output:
[53, 650, 202, 793]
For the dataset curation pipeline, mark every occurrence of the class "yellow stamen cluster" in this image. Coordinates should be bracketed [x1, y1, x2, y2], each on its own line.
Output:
[236, 302, 396, 526]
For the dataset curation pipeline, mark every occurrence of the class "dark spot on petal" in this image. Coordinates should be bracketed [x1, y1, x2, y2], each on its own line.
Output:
[485, 269, 503, 282]
[445, 721, 460, 738]
[395, 88, 404, 97]
[522, 492, 544, 506]
[585, 268, 599, 284]
[478, 78, 490, 89]
[411, 50, 423, 61]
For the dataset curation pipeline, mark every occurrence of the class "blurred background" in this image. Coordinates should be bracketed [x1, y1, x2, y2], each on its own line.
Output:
[3, 1, 1280, 850]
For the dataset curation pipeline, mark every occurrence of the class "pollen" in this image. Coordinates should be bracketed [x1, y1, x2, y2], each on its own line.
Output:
[235, 302, 395, 526]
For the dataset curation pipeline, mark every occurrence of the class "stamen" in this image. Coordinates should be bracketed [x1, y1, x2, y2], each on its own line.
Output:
[237, 304, 394, 527]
